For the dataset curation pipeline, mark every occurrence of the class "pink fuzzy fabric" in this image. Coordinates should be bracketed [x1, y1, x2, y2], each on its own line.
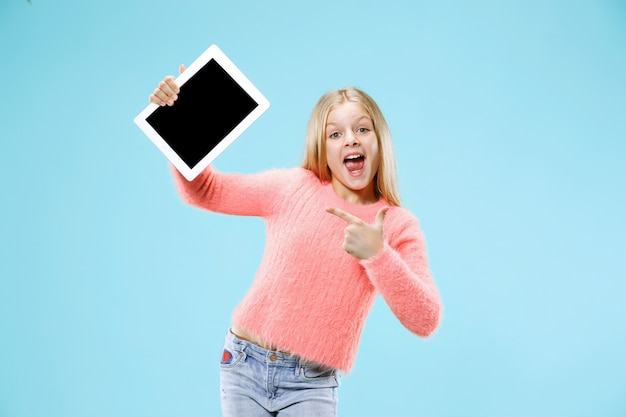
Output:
[172, 166, 441, 372]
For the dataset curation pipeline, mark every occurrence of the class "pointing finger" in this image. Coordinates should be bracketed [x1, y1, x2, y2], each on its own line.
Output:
[325, 207, 364, 225]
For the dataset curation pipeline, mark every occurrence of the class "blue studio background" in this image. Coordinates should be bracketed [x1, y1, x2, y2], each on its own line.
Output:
[1, 1, 625, 416]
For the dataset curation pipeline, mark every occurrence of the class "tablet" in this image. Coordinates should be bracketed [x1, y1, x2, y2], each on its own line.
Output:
[134, 44, 270, 180]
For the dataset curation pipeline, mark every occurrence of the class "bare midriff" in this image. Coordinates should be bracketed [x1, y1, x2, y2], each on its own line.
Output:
[230, 324, 289, 353]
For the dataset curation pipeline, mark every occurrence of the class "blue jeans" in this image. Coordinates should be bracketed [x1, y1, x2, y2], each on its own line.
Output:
[219, 330, 340, 417]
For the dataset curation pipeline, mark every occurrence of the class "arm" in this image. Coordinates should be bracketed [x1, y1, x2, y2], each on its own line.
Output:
[326, 206, 442, 337]
[360, 212, 441, 337]
[151, 68, 286, 217]
[172, 165, 288, 217]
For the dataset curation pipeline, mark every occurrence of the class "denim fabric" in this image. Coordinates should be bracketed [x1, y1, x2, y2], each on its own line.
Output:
[219, 330, 340, 417]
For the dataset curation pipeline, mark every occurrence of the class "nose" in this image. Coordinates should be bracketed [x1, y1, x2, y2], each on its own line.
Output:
[344, 130, 359, 146]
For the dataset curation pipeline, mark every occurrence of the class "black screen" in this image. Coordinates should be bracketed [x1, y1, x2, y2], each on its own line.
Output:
[146, 59, 259, 169]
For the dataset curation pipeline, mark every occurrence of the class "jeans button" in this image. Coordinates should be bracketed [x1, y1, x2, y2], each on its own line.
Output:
[269, 354, 278, 362]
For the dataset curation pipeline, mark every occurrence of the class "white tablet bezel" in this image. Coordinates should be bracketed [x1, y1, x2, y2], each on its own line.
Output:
[134, 44, 270, 181]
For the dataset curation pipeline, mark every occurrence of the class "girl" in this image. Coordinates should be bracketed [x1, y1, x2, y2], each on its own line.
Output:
[149, 67, 442, 417]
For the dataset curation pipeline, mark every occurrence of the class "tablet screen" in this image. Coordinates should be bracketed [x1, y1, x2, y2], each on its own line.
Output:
[134, 45, 270, 180]
[146, 59, 258, 169]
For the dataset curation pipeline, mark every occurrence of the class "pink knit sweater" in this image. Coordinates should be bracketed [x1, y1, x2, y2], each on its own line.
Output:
[173, 166, 441, 372]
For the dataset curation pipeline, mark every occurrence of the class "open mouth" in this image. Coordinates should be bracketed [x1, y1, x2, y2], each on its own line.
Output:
[344, 154, 365, 174]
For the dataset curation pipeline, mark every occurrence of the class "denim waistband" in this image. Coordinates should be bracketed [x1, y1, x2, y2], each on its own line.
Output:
[226, 329, 302, 368]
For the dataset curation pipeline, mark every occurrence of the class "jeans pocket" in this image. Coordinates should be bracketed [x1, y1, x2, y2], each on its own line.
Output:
[300, 363, 337, 383]
[219, 343, 246, 368]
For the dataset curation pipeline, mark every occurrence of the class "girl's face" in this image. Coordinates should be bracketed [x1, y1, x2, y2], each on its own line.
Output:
[325, 102, 380, 204]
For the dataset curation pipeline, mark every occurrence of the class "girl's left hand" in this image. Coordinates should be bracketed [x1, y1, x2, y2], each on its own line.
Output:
[326, 206, 389, 259]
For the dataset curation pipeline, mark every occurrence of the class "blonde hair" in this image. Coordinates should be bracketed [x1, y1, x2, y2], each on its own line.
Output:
[301, 87, 401, 206]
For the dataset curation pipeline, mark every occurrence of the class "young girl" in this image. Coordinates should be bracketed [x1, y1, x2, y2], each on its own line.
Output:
[149, 67, 442, 416]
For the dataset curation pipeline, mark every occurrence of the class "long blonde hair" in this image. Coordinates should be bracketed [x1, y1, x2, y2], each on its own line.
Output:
[301, 87, 401, 206]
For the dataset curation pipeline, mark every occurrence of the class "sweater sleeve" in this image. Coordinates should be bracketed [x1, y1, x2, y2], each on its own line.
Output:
[360, 210, 442, 337]
[171, 165, 291, 217]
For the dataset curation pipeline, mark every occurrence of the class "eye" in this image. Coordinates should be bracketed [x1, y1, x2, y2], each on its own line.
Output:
[357, 127, 369, 133]
[329, 132, 341, 139]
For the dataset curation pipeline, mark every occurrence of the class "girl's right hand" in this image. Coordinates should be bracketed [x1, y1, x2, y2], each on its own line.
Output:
[148, 64, 186, 107]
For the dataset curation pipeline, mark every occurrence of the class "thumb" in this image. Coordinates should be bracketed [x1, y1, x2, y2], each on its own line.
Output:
[179, 64, 186, 75]
[374, 206, 389, 227]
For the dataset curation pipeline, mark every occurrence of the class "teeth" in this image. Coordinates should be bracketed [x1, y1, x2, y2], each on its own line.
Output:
[345, 154, 363, 160]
